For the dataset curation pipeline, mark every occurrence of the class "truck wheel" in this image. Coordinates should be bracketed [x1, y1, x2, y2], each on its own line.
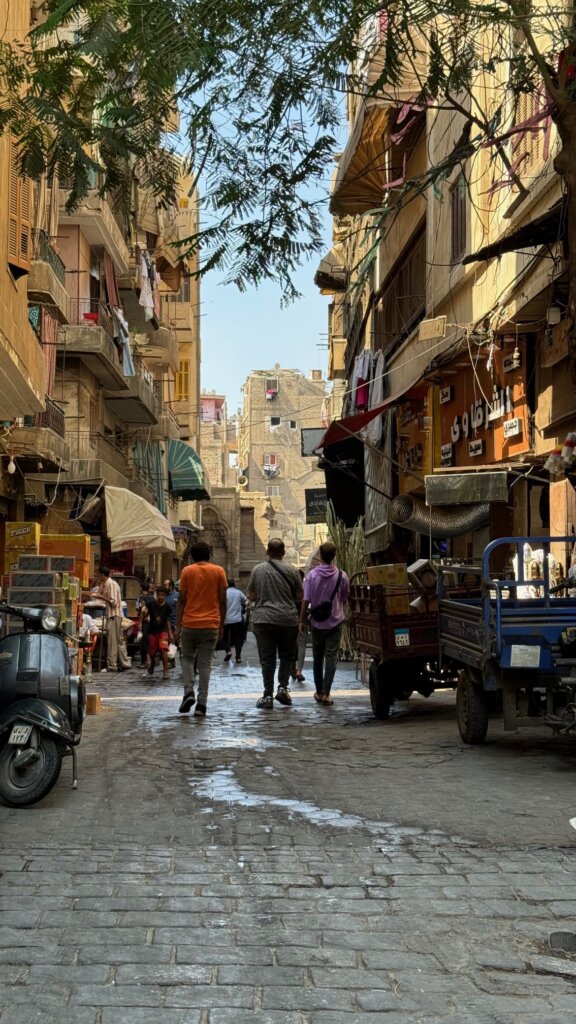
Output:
[369, 661, 393, 720]
[456, 670, 489, 744]
[0, 733, 62, 807]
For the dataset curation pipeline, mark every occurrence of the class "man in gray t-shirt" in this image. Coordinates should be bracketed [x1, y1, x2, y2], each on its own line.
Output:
[248, 538, 303, 709]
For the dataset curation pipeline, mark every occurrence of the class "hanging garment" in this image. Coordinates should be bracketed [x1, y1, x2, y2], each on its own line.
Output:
[365, 350, 386, 445]
[138, 252, 154, 318]
[352, 351, 372, 410]
[104, 251, 121, 307]
[111, 306, 136, 376]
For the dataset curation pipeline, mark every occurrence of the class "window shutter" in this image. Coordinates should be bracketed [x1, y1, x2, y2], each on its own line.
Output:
[7, 137, 31, 275]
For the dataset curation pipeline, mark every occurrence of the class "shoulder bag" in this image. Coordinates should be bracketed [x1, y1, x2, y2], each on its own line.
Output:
[310, 571, 342, 623]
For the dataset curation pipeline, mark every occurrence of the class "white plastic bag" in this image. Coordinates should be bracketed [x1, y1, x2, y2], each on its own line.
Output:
[168, 643, 177, 660]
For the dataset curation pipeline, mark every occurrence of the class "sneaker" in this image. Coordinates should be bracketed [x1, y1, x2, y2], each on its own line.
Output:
[224, 652, 232, 662]
[178, 694, 196, 714]
[256, 694, 273, 709]
[235, 657, 242, 664]
[162, 671, 169, 680]
[194, 703, 207, 717]
[293, 672, 305, 682]
[275, 687, 292, 706]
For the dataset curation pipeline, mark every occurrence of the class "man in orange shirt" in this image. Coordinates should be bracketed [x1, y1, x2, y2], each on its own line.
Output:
[175, 541, 227, 717]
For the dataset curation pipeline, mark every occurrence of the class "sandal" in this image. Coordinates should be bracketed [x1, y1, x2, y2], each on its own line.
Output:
[313, 692, 323, 703]
[322, 695, 334, 705]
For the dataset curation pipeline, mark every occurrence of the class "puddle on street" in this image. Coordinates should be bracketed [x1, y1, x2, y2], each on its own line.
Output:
[188, 767, 395, 833]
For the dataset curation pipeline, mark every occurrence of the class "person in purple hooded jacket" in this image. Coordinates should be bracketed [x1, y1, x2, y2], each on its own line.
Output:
[299, 541, 350, 705]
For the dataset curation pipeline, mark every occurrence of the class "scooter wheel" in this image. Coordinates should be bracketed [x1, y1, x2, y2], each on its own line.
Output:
[0, 734, 62, 807]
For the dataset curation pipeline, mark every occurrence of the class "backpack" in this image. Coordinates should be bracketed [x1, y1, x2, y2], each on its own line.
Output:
[310, 571, 342, 622]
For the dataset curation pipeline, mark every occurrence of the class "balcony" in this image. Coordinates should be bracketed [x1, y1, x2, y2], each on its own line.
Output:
[135, 325, 179, 372]
[146, 407, 181, 441]
[27, 230, 71, 324]
[66, 433, 129, 489]
[12, 398, 71, 471]
[328, 338, 347, 381]
[104, 356, 161, 425]
[127, 464, 157, 505]
[59, 187, 130, 275]
[57, 300, 128, 390]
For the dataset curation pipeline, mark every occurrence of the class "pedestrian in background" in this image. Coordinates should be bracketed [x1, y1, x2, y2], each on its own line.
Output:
[137, 581, 155, 668]
[223, 579, 246, 663]
[163, 579, 178, 631]
[95, 566, 132, 673]
[299, 541, 350, 705]
[175, 542, 227, 718]
[145, 585, 174, 680]
[291, 569, 307, 683]
[248, 538, 303, 709]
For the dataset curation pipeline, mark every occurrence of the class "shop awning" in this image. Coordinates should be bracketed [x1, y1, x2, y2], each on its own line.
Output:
[104, 486, 176, 553]
[167, 439, 211, 501]
[314, 246, 347, 294]
[317, 381, 426, 449]
[330, 104, 392, 216]
[463, 199, 565, 265]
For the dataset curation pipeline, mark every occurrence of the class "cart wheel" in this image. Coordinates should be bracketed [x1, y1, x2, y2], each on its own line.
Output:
[369, 661, 393, 720]
[456, 669, 489, 744]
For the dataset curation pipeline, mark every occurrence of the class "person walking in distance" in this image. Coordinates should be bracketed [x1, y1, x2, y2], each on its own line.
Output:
[175, 542, 228, 717]
[223, 579, 246, 664]
[137, 581, 155, 668]
[248, 538, 303, 709]
[145, 585, 174, 680]
[95, 566, 132, 672]
[299, 541, 349, 704]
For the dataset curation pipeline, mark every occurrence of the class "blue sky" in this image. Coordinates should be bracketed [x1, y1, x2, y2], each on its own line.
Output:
[200, 245, 332, 415]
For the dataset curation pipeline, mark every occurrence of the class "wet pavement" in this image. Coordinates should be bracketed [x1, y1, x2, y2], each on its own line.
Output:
[1, 635, 576, 1022]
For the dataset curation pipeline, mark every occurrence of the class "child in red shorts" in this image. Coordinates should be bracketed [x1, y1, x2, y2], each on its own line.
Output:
[143, 585, 174, 680]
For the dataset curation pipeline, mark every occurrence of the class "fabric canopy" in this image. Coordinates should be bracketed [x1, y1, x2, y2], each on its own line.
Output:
[330, 104, 392, 216]
[314, 246, 347, 294]
[463, 199, 565, 265]
[104, 486, 175, 553]
[317, 381, 426, 449]
[168, 439, 211, 501]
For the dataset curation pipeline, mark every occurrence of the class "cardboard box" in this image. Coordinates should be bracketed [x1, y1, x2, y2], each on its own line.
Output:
[75, 560, 90, 588]
[4, 554, 21, 575]
[39, 533, 91, 562]
[7, 588, 64, 606]
[86, 693, 102, 715]
[410, 595, 439, 613]
[408, 559, 438, 593]
[10, 572, 62, 591]
[5, 522, 41, 550]
[15, 554, 50, 571]
[367, 563, 409, 588]
[49, 556, 76, 572]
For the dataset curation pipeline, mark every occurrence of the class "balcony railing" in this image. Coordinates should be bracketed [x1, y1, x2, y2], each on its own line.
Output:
[32, 229, 66, 286]
[24, 397, 66, 438]
[95, 433, 128, 475]
[69, 299, 114, 341]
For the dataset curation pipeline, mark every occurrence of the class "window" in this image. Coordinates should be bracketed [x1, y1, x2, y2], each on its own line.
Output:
[175, 360, 190, 401]
[289, 420, 297, 429]
[263, 453, 277, 466]
[177, 277, 190, 303]
[265, 376, 279, 399]
[266, 485, 280, 497]
[8, 138, 31, 279]
[450, 176, 467, 265]
[373, 226, 426, 356]
[270, 416, 281, 427]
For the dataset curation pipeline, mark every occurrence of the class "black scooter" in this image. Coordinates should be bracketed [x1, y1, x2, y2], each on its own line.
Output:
[0, 603, 86, 807]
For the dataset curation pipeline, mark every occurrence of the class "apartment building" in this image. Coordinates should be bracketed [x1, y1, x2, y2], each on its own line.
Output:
[1, 1, 207, 580]
[239, 367, 328, 565]
[317, 12, 573, 568]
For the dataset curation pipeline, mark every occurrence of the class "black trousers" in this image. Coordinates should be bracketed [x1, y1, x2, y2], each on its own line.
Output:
[224, 621, 245, 658]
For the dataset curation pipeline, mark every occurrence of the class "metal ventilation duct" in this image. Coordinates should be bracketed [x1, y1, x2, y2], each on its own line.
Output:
[389, 495, 490, 538]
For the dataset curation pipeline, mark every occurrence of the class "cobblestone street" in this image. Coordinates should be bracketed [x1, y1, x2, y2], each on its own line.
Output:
[1, 637, 576, 1023]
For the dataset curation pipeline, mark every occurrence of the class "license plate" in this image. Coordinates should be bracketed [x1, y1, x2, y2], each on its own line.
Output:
[8, 724, 33, 745]
[394, 629, 410, 647]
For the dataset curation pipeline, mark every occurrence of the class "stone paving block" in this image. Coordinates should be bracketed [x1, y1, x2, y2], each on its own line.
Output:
[309, 966, 392, 990]
[0, 913, 41, 929]
[153, 927, 235, 946]
[164, 984, 255, 1008]
[69, 984, 163, 1007]
[73, 898, 161, 912]
[27, 965, 110, 985]
[0, 1009, 97, 1024]
[530, 954, 576, 978]
[217, 965, 304, 986]
[0, 965, 27, 983]
[0, 947, 76, 966]
[356, 989, 451, 1013]
[0, 929, 62, 948]
[0, 983, 71, 1006]
[115, 964, 213, 985]
[101, 1011, 201, 1024]
[261, 986, 355, 1011]
[175, 945, 273, 966]
[40, 911, 119, 928]
[208, 1013, 304, 1024]
[77, 945, 173, 965]
[59, 926, 149, 945]
[361, 951, 442, 972]
[118, 911, 204, 927]
[276, 947, 358, 968]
